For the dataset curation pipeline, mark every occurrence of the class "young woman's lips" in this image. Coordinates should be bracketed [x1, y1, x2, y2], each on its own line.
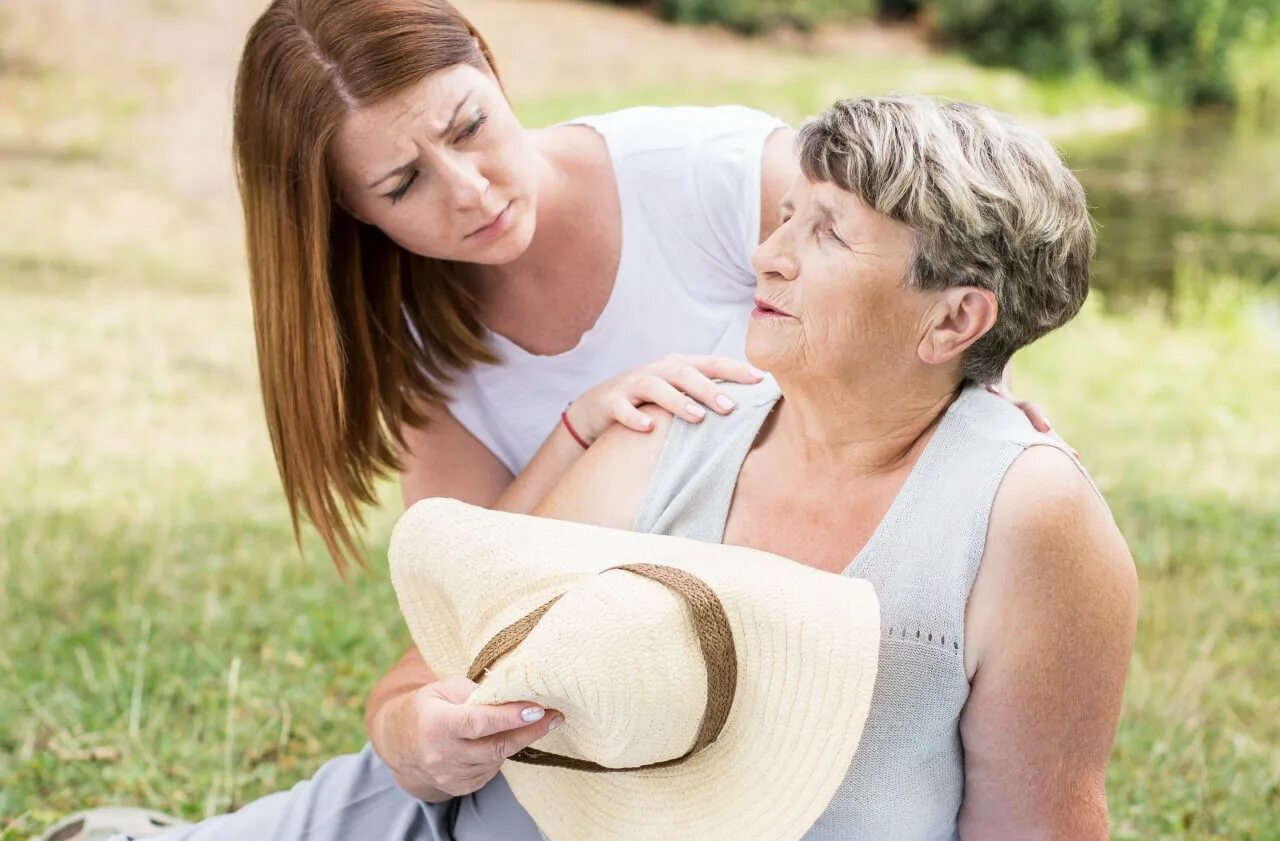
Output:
[752, 298, 793, 318]
[466, 201, 513, 240]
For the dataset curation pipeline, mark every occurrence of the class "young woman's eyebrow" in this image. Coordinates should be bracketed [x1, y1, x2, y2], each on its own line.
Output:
[436, 92, 472, 139]
[367, 93, 473, 189]
[368, 161, 415, 190]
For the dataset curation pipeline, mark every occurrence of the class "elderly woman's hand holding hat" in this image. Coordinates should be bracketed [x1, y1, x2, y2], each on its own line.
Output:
[366, 656, 563, 802]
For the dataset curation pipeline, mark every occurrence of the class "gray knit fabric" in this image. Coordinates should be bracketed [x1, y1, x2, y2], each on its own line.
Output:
[634, 376, 1099, 841]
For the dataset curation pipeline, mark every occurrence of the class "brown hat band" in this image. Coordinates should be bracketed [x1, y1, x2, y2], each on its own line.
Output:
[466, 562, 738, 773]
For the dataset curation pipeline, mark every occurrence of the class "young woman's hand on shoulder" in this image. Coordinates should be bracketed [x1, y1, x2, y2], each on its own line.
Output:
[564, 354, 764, 446]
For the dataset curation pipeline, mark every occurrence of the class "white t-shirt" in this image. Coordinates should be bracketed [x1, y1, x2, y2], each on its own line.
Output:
[447, 105, 787, 475]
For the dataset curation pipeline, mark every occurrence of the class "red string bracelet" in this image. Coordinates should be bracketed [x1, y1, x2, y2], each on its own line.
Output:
[560, 405, 589, 449]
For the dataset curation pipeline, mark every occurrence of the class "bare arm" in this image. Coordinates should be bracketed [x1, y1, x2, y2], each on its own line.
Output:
[399, 398, 591, 515]
[958, 446, 1138, 839]
[398, 401, 514, 510]
[532, 404, 672, 526]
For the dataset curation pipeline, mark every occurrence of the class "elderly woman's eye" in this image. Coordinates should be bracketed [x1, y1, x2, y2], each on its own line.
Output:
[822, 226, 848, 247]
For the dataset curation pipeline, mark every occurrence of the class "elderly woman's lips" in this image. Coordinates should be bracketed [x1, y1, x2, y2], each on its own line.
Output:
[752, 299, 792, 318]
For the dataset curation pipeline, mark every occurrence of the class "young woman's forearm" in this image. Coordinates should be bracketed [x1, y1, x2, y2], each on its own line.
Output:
[489, 421, 587, 513]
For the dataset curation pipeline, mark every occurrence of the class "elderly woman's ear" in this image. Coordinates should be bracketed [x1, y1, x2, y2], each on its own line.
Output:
[916, 287, 998, 367]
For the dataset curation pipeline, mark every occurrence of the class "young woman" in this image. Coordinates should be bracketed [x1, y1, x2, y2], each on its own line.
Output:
[60, 1, 1050, 838]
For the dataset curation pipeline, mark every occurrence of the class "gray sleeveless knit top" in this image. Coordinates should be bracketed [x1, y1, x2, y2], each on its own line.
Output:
[633, 376, 1090, 841]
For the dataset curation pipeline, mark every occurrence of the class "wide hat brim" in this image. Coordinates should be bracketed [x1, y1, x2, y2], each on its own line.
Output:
[390, 498, 880, 841]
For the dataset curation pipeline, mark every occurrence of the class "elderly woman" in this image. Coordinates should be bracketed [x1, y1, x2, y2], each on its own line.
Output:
[512, 95, 1135, 840]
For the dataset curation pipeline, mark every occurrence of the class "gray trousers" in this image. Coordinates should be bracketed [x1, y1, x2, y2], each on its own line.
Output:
[116, 744, 542, 841]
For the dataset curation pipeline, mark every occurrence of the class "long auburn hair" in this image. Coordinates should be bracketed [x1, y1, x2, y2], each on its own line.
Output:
[233, 0, 501, 575]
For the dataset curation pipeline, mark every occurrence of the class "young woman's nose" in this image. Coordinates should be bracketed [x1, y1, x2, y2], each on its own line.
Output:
[437, 154, 490, 212]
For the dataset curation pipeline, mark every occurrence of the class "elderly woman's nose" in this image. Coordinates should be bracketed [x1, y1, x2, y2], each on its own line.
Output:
[751, 235, 799, 281]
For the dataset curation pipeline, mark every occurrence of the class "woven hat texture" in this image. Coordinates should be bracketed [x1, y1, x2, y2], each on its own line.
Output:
[389, 498, 880, 841]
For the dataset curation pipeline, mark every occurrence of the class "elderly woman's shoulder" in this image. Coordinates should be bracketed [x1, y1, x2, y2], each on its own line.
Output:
[997, 445, 1114, 527]
[980, 444, 1137, 619]
[962, 443, 1137, 683]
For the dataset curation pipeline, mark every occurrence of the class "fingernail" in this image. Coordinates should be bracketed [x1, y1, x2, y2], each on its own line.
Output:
[687, 403, 706, 419]
[1042, 418, 1052, 431]
[639, 415, 653, 430]
[521, 706, 545, 723]
[548, 715, 564, 731]
[1072, 450, 1081, 460]
[715, 395, 735, 411]
[748, 366, 766, 379]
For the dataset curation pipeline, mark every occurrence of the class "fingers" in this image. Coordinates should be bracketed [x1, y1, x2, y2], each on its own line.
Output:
[450, 697, 549, 741]
[666, 363, 738, 416]
[608, 394, 657, 432]
[428, 675, 481, 705]
[985, 384, 1051, 434]
[396, 677, 563, 800]
[1016, 400, 1052, 434]
[984, 384, 1080, 459]
[644, 355, 764, 418]
[631, 374, 713, 422]
[439, 708, 558, 798]
[471, 710, 564, 766]
[677, 355, 765, 386]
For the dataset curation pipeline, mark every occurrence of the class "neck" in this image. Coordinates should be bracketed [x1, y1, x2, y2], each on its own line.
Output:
[769, 366, 965, 480]
[471, 127, 584, 290]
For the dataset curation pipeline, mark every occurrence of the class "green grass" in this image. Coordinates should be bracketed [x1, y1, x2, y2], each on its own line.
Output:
[1015, 294, 1280, 839]
[2, 9, 1278, 841]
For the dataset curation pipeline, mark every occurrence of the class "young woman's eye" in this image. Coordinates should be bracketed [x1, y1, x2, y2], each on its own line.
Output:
[458, 111, 488, 141]
[386, 170, 418, 204]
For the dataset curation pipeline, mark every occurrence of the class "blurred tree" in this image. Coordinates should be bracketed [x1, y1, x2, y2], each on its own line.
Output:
[593, 0, 874, 33]
[930, 0, 1280, 109]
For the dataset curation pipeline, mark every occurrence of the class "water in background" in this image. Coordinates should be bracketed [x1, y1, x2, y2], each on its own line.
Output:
[1066, 111, 1280, 312]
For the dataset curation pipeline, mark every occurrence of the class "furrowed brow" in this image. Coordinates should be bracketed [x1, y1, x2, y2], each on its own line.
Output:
[368, 161, 416, 190]
[436, 92, 471, 140]
[367, 93, 473, 189]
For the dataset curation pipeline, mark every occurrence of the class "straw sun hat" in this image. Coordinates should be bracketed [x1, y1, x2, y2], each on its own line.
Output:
[389, 498, 881, 841]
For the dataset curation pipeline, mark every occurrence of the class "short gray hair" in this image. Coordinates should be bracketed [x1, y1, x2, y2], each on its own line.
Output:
[796, 96, 1094, 383]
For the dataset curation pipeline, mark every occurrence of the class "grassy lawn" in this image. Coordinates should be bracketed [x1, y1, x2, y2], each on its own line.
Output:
[2, 2, 1277, 839]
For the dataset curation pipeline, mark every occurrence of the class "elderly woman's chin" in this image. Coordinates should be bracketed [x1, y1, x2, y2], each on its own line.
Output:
[744, 316, 797, 374]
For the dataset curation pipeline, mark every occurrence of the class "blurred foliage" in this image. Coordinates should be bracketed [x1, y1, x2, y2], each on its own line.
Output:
[595, 0, 1280, 112]
[931, 0, 1280, 110]
[594, 0, 873, 34]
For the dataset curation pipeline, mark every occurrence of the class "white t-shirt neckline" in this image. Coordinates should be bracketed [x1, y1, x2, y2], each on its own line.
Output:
[484, 117, 629, 361]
